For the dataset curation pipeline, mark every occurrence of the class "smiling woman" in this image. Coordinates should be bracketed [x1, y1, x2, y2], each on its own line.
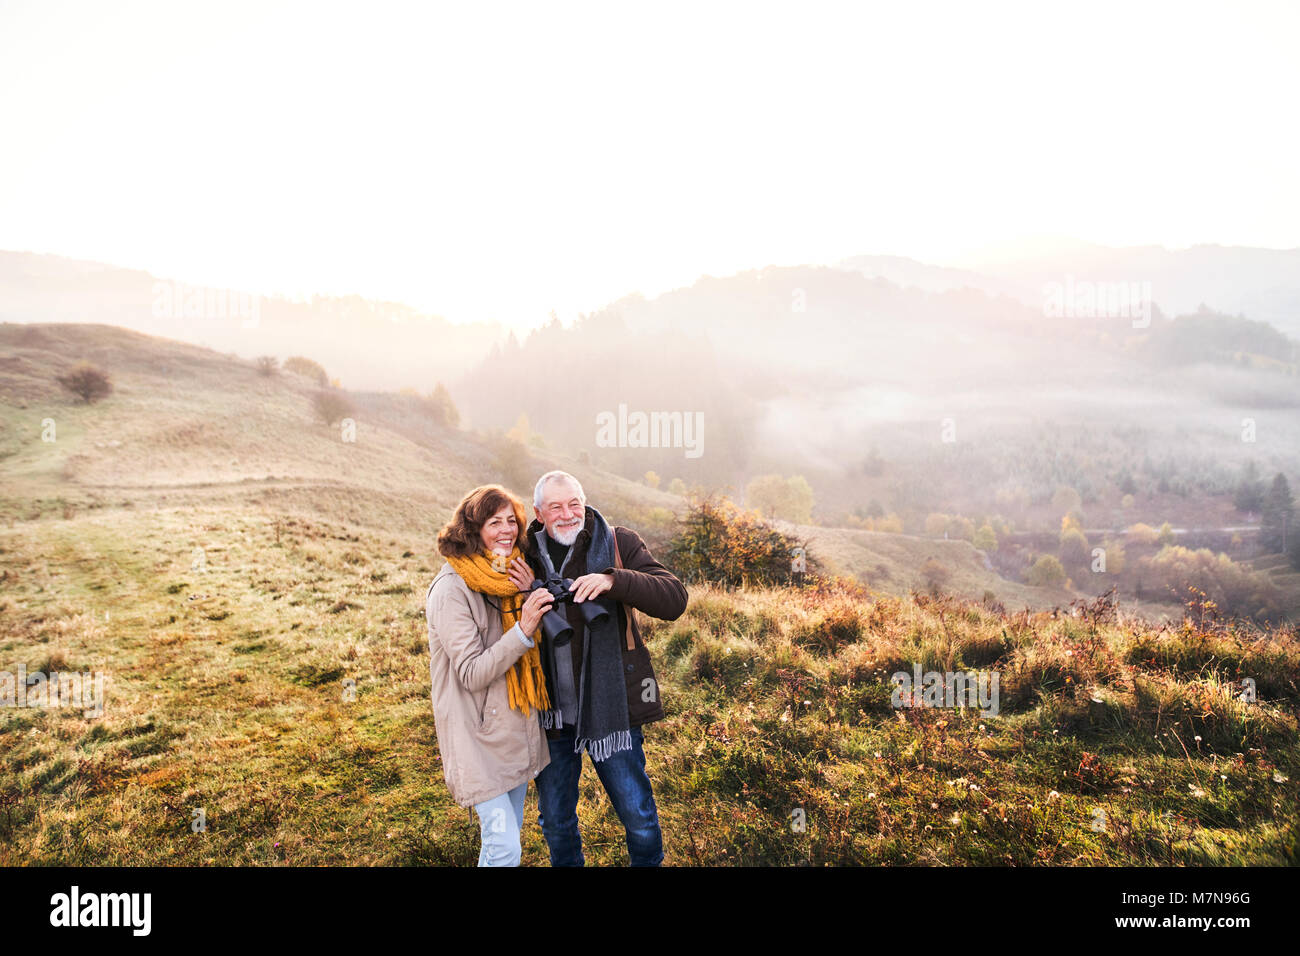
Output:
[425, 484, 555, 866]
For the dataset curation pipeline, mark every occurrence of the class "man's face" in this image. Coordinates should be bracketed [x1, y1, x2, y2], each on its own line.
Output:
[537, 478, 585, 546]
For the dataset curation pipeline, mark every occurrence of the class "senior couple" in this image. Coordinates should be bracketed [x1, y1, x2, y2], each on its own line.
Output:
[425, 469, 688, 866]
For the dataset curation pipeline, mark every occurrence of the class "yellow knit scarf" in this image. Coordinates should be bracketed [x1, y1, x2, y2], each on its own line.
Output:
[444, 547, 551, 716]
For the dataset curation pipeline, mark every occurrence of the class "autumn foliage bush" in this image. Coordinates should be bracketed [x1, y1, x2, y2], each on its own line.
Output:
[665, 493, 817, 588]
[1135, 545, 1282, 622]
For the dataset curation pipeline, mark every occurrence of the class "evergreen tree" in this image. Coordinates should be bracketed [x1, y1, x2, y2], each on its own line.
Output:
[1260, 472, 1295, 554]
[1233, 461, 1265, 513]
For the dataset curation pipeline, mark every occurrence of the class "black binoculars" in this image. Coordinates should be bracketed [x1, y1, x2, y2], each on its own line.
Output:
[528, 575, 610, 645]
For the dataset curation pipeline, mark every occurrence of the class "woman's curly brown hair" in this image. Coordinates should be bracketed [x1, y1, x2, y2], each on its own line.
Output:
[436, 484, 532, 559]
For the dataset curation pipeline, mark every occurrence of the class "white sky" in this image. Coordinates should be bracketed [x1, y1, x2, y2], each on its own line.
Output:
[1, 0, 1297, 331]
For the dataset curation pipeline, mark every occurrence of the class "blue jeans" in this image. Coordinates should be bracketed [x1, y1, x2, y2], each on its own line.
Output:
[535, 724, 663, 866]
[474, 781, 527, 867]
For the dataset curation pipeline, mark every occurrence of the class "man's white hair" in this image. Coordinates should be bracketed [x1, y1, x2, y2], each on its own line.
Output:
[533, 470, 586, 510]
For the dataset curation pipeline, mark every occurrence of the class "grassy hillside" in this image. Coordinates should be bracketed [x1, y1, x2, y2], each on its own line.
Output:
[3, 322, 1296, 865]
[0, 322, 678, 534]
[0, 321, 1071, 607]
[777, 520, 1059, 608]
[1, 510, 1296, 864]
[1245, 553, 1300, 618]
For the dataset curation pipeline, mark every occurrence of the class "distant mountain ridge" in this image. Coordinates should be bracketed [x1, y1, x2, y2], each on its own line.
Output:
[3, 242, 1297, 405]
[840, 242, 1300, 338]
[0, 251, 505, 392]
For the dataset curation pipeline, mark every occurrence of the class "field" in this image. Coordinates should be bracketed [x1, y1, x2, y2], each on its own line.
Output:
[2, 322, 1298, 865]
[2, 504, 1298, 865]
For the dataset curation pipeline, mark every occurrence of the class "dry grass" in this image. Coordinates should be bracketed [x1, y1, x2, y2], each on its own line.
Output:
[4, 515, 1296, 865]
[2, 324, 1297, 864]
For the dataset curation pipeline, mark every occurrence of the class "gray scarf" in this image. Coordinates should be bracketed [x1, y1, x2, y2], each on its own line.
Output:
[533, 507, 632, 761]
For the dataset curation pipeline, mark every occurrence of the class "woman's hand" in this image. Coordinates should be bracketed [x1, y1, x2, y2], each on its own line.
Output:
[519, 586, 555, 636]
[507, 556, 534, 593]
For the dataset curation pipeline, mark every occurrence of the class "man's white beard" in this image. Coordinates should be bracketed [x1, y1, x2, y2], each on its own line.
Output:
[550, 520, 581, 546]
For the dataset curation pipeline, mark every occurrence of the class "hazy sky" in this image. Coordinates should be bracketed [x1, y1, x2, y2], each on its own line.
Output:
[2, 0, 1297, 331]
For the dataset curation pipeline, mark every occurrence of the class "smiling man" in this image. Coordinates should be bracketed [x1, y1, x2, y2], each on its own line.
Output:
[507, 470, 687, 866]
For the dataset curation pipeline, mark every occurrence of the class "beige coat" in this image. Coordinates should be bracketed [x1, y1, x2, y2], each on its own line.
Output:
[425, 562, 550, 808]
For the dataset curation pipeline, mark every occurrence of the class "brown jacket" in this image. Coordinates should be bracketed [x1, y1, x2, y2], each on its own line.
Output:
[525, 514, 689, 733]
[425, 563, 551, 807]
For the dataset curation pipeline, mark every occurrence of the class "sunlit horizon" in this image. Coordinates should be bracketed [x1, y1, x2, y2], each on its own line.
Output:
[3, 0, 1298, 332]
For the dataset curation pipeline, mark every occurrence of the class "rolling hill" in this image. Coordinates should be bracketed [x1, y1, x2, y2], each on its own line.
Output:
[2, 322, 1297, 867]
[0, 251, 503, 393]
[0, 321, 1099, 612]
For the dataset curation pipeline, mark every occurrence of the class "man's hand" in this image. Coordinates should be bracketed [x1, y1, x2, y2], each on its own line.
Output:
[507, 556, 534, 593]
[569, 572, 614, 604]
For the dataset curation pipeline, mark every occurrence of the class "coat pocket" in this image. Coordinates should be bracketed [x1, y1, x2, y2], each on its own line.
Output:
[478, 677, 511, 733]
[623, 639, 662, 723]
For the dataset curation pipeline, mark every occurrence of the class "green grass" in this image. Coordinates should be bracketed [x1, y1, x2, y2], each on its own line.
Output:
[1, 323, 1296, 865]
[2, 511, 1297, 865]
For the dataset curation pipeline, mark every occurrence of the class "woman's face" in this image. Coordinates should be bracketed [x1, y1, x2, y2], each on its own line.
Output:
[478, 502, 518, 555]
